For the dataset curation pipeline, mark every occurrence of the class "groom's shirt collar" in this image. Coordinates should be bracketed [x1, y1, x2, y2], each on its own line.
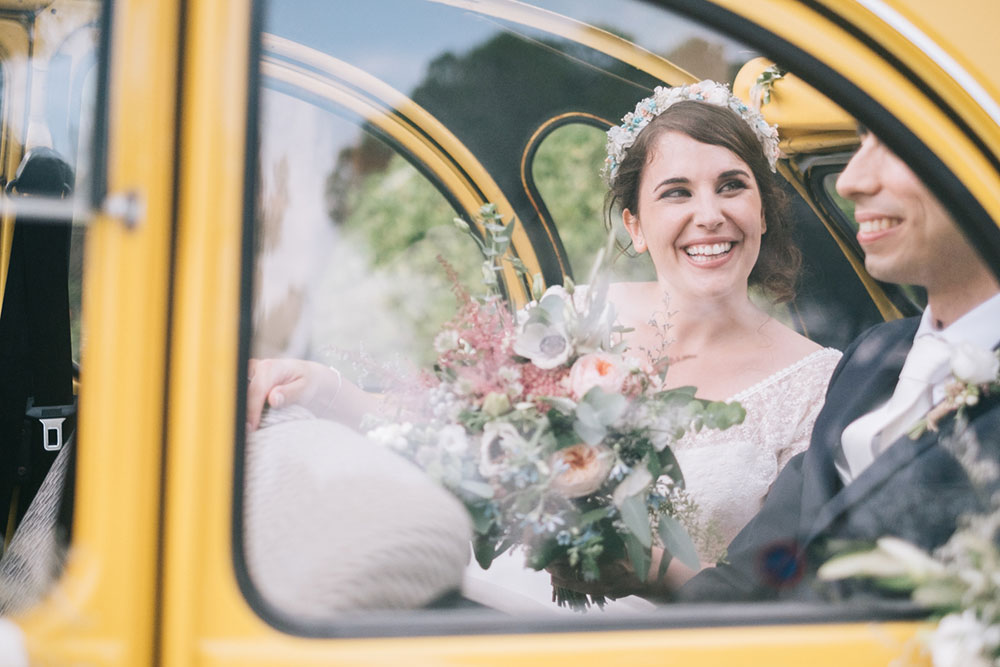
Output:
[920, 291, 1000, 347]
[918, 291, 1000, 405]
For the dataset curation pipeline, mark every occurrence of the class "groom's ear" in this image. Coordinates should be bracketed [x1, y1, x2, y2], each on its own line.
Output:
[623, 209, 646, 253]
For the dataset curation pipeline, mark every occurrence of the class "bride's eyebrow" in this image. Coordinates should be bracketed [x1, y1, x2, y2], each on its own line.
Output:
[718, 169, 751, 180]
[653, 176, 689, 191]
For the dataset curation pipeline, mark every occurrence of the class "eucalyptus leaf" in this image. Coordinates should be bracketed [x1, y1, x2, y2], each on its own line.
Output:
[470, 507, 494, 534]
[657, 446, 685, 488]
[531, 272, 545, 301]
[573, 404, 607, 445]
[509, 256, 528, 274]
[703, 400, 746, 429]
[657, 551, 673, 580]
[620, 495, 652, 549]
[624, 532, 651, 583]
[460, 479, 495, 499]
[473, 537, 497, 569]
[644, 455, 662, 481]
[659, 515, 700, 570]
[579, 506, 611, 525]
[581, 387, 628, 423]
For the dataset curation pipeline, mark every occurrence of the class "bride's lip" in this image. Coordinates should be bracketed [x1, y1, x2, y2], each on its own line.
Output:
[680, 238, 737, 267]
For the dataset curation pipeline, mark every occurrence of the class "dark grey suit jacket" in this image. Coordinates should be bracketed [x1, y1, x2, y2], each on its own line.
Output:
[680, 316, 1000, 602]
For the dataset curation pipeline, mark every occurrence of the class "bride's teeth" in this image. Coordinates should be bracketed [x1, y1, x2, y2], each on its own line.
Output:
[685, 242, 733, 258]
[858, 218, 901, 234]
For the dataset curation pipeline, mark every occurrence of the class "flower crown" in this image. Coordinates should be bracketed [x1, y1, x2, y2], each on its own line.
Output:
[603, 80, 781, 183]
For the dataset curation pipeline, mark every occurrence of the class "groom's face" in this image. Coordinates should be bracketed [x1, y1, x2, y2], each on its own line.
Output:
[835, 132, 979, 292]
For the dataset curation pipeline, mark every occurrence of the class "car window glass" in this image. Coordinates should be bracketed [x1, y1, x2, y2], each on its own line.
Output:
[531, 122, 654, 282]
[0, 0, 103, 616]
[243, 0, 901, 633]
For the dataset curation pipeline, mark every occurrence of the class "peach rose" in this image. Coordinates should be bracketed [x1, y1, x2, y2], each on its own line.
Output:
[568, 352, 628, 400]
[549, 443, 614, 498]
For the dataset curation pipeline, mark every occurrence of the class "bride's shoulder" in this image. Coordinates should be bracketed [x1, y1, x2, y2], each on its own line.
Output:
[763, 320, 842, 373]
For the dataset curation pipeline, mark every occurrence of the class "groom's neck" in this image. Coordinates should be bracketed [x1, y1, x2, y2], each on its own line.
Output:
[925, 270, 1000, 329]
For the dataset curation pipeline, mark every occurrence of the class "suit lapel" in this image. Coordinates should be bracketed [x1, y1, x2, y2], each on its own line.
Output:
[797, 319, 919, 540]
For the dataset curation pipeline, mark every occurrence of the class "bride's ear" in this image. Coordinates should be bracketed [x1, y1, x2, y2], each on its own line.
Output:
[623, 209, 647, 253]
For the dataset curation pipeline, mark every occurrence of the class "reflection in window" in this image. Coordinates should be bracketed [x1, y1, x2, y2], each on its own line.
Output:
[531, 122, 654, 283]
[245, 0, 922, 634]
[253, 92, 480, 377]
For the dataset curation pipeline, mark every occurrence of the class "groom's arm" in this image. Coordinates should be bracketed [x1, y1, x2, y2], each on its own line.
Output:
[677, 450, 808, 602]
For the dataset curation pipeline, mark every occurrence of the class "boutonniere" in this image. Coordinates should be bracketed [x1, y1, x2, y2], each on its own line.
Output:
[910, 342, 1000, 439]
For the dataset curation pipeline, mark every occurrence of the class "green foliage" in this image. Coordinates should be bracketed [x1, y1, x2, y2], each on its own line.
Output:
[532, 123, 655, 283]
[659, 515, 701, 570]
[331, 151, 482, 367]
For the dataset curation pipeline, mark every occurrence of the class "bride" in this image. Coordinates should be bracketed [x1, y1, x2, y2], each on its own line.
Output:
[556, 82, 842, 599]
[247, 80, 842, 606]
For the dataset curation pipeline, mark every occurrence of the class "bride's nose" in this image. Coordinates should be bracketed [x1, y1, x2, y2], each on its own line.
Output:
[692, 194, 724, 230]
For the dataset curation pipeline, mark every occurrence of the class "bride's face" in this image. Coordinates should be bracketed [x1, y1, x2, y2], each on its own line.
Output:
[623, 131, 764, 302]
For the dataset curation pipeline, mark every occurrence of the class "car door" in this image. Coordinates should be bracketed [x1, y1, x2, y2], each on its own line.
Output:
[148, 0, 1000, 665]
[6, 0, 998, 664]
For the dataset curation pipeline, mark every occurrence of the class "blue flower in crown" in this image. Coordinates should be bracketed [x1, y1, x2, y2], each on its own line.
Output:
[603, 80, 781, 184]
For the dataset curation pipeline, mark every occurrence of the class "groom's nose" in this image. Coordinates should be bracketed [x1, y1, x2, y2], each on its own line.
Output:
[836, 134, 882, 202]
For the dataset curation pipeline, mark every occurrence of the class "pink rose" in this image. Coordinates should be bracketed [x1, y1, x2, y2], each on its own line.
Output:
[568, 352, 628, 400]
[549, 443, 614, 498]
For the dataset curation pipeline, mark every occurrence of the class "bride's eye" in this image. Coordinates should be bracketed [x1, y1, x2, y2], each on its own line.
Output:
[718, 179, 748, 194]
[660, 186, 691, 199]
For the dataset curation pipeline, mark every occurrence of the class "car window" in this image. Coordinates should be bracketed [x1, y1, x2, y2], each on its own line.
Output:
[241, 0, 905, 633]
[0, 0, 104, 615]
[530, 121, 655, 283]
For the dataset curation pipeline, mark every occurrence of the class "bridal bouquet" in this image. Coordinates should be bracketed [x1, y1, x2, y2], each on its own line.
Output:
[365, 204, 745, 609]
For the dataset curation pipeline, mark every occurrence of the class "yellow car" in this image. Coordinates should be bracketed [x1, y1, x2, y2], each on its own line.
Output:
[0, 0, 996, 664]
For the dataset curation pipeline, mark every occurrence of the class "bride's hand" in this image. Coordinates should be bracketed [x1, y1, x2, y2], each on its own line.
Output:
[547, 559, 644, 600]
[246, 358, 334, 431]
[547, 547, 697, 602]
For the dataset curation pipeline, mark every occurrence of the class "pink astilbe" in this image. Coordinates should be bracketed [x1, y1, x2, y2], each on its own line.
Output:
[520, 362, 571, 408]
[435, 256, 520, 404]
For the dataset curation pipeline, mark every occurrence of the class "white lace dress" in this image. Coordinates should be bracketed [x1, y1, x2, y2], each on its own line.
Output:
[671, 347, 842, 562]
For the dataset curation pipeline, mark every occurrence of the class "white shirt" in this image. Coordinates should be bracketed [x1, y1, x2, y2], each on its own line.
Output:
[836, 292, 1000, 484]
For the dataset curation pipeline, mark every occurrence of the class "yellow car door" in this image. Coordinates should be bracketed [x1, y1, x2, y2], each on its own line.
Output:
[1, 1, 996, 665]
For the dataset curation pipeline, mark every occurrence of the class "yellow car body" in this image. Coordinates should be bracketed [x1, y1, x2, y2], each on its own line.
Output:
[0, 0, 995, 665]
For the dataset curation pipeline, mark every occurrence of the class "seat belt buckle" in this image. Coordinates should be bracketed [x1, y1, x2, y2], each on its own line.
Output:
[25, 398, 77, 452]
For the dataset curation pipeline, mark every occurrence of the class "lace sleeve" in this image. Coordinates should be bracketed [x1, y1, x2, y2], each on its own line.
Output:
[775, 348, 842, 470]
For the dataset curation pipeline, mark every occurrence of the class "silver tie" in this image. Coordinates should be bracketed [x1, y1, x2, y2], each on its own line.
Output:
[840, 334, 952, 480]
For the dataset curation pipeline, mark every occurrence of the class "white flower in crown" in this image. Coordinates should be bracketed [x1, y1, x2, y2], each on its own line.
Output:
[603, 80, 781, 184]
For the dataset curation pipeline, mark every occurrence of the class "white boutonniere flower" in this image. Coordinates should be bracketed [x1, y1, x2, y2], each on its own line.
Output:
[910, 343, 1000, 438]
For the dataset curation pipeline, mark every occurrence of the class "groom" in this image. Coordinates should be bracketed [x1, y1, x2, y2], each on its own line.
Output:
[680, 129, 1000, 602]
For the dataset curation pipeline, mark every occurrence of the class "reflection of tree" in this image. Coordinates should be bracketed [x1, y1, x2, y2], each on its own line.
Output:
[409, 32, 647, 170]
[326, 137, 392, 225]
[662, 37, 730, 84]
[319, 143, 483, 369]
